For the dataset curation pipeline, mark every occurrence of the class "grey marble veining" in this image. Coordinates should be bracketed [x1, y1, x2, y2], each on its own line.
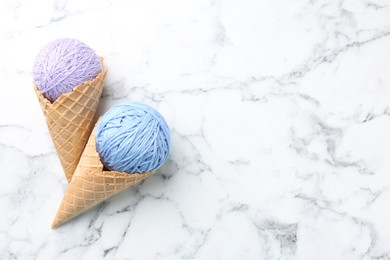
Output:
[1, 0, 390, 259]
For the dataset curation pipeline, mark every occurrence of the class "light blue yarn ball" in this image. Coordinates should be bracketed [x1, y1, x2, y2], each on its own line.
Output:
[96, 102, 171, 173]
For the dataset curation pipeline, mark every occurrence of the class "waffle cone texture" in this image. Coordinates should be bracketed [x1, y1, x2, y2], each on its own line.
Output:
[34, 65, 108, 182]
[51, 125, 155, 228]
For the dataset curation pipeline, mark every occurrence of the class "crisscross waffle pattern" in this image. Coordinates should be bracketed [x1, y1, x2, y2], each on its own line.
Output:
[34, 68, 107, 182]
[51, 126, 155, 228]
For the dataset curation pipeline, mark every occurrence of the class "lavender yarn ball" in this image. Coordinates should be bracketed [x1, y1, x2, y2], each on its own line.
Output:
[33, 38, 102, 102]
[96, 102, 171, 174]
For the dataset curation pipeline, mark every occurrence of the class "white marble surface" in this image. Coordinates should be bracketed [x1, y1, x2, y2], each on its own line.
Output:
[1, 0, 390, 259]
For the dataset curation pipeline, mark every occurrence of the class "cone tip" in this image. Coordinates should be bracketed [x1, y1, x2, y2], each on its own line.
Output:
[51, 217, 62, 229]
[51, 221, 58, 229]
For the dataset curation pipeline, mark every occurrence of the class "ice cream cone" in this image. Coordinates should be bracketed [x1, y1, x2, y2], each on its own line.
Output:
[51, 125, 155, 228]
[34, 64, 107, 182]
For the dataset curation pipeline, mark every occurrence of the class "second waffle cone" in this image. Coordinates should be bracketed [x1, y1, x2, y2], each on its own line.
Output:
[51, 124, 155, 228]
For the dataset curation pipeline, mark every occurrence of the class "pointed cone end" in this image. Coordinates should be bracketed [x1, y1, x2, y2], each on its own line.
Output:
[51, 218, 61, 229]
[51, 214, 64, 229]
[51, 221, 58, 229]
[65, 173, 72, 183]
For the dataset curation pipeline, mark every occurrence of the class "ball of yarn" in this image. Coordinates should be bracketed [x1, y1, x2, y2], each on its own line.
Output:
[33, 38, 102, 102]
[96, 102, 171, 173]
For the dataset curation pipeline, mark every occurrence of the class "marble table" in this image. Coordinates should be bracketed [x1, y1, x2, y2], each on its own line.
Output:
[1, 0, 390, 259]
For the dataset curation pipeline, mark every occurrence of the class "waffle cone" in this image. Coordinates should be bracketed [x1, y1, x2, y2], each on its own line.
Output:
[34, 66, 107, 182]
[51, 125, 155, 228]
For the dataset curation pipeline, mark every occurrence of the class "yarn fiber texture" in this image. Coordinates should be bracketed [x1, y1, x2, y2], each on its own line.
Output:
[96, 102, 171, 174]
[33, 38, 102, 102]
